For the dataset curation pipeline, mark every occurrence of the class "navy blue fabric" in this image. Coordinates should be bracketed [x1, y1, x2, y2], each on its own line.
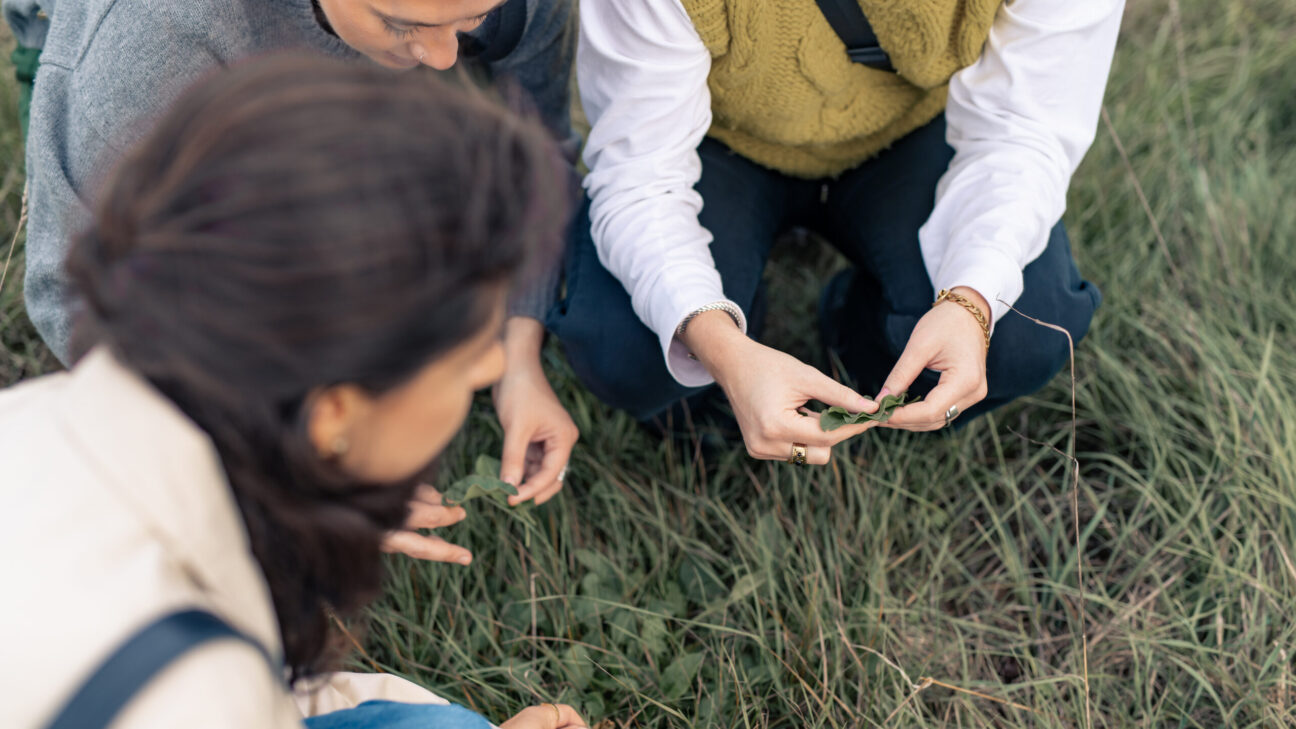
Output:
[44, 610, 273, 729]
[550, 115, 1101, 424]
[815, 0, 893, 71]
[460, 0, 527, 63]
[304, 700, 493, 729]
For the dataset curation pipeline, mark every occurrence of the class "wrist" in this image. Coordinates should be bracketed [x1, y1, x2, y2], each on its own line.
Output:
[950, 286, 991, 328]
[934, 287, 991, 351]
[503, 317, 545, 372]
[678, 309, 749, 380]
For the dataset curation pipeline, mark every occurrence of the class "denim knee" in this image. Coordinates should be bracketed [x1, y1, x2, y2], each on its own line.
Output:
[548, 210, 696, 419]
[987, 282, 1100, 402]
[558, 322, 694, 421]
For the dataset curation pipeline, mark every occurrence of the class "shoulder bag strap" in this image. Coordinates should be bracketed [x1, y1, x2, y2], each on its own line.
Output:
[44, 609, 275, 729]
[814, 0, 895, 71]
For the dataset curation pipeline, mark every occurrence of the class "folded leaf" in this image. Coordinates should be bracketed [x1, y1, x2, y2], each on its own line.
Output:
[441, 455, 518, 506]
[819, 392, 919, 431]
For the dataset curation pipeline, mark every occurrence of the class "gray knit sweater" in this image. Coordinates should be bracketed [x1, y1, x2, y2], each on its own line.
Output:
[20, 0, 575, 363]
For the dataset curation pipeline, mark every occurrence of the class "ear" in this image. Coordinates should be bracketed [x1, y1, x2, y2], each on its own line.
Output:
[306, 384, 372, 460]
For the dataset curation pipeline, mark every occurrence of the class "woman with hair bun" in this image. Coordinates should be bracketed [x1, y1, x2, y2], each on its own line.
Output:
[0, 53, 587, 729]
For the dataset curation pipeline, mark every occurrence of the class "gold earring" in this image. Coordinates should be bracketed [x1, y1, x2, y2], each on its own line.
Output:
[329, 435, 350, 458]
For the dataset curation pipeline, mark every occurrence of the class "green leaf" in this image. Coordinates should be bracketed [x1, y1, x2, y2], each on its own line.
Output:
[677, 554, 726, 606]
[440, 455, 517, 506]
[727, 573, 763, 603]
[563, 644, 596, 691]
[818, 392, 920, 431]
[639, 614, 670, 657]
[661, 652, 706, 700]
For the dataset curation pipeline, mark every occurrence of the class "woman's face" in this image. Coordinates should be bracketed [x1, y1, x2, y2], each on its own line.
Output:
[309, 293, 508, 483]
[316, 0, 507, 71]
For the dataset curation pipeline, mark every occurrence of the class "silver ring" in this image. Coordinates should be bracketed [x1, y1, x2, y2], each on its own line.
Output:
[557, 467, 567, 483]
[944, 405, 961, 428]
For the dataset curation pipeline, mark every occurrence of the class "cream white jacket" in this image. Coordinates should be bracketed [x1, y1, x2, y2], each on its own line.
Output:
[0, 349, 450, 728]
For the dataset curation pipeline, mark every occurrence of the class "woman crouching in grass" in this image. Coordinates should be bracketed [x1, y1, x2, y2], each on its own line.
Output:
[0, 54, 587, 729]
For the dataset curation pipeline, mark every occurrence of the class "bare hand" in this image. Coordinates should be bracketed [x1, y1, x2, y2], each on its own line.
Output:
[494, 318, 579, 506]
[682, 310, 879, 464]
[380, 484, 473, 565]
[499, 703, 589, 729]
[881, 286, 990, 431]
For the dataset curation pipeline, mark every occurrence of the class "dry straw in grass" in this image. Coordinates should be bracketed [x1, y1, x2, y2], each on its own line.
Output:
[0, 183, 27, 295]
[1000, 300, 1091, 729]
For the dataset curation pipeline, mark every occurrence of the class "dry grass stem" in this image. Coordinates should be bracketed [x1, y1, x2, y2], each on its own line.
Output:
[1000, 300, 1091, 729]
[920, 677, 1038, 715]
[1100, 105, 1183, 288]
[327, 608, 384, 674]
[0, 183, 26, 295]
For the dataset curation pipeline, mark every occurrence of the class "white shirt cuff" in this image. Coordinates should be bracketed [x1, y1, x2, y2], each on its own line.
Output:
[654, 292, 747, 388]
[934, 246, 1023, 337]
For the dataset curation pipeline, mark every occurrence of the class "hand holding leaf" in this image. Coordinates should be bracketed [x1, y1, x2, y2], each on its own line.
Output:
[441, 455, 520, 507]
[382, 483, 474, 564]
[819, 392, 919, 431]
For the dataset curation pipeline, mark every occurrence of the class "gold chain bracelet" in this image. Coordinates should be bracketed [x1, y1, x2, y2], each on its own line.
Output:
[933, 289, 990, 352]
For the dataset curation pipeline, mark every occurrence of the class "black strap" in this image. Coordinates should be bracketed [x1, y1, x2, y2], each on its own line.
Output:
[814, 0, 894, 71]
[45, 610, 274, 729]
[460, 0, 528, 63]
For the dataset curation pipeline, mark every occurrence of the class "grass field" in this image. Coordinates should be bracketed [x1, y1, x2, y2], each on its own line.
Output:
[3, 0, 1295, 726]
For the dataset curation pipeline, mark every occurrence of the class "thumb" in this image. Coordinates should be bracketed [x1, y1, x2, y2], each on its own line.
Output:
[499, 427, 530, 487]
[804, 369, 874, 413]
[881, 339, 934, 399]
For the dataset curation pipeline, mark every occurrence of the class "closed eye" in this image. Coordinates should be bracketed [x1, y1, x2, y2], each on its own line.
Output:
[382, 20, 418, 39]
[380, 9, 493, 39]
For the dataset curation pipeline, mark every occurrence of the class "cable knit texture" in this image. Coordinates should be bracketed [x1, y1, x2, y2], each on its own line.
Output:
[680, 0, 1001, 178]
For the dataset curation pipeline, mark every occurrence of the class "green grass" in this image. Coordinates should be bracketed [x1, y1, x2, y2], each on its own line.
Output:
[3, 0, 1294, 726]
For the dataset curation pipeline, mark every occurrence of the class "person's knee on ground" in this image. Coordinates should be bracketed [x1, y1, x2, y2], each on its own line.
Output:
[978, 287, 1099, 416]
[548, 203, 697, 421]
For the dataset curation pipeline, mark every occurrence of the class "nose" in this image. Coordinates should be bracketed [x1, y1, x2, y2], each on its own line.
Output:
[411, 36, 458, 71]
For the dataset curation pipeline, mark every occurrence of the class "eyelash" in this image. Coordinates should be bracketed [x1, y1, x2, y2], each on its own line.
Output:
[383, 14, 489, 39]
[383, 21, 417, 39]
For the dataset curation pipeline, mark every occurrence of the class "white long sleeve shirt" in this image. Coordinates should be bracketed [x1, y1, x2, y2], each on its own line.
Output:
[578, 0, 1124, 387]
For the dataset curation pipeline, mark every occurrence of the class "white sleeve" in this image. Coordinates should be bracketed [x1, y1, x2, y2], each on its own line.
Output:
[578, 0, 746, 387]
[293, 671, 451, 717]
[919, 0, 1125, 329]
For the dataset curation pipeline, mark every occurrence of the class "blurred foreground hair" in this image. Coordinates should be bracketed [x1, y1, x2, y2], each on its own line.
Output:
[65, 52, 571, 680]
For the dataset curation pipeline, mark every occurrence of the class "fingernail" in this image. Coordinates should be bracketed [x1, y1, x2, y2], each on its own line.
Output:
[458, 554, 472, 566]
[877, 386, 892, 399]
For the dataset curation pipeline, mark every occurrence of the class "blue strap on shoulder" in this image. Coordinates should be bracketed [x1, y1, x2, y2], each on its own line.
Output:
[44, 609, 275, 729]
[814, 0, 895, 72]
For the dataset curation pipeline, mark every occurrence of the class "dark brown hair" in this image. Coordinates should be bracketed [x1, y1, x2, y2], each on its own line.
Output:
[64, 53, 570, 680]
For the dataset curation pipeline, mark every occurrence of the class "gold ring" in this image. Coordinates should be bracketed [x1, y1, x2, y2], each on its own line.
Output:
[788, 443, 808, 466]
[542, 703, 561, 723]
[944, 405, 961, 428]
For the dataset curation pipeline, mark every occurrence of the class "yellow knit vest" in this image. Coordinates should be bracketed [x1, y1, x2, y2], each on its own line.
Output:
[680, 0, 1002, 178]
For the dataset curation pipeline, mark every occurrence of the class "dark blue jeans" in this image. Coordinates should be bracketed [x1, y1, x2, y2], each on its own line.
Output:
[303, 701, 491, 729]
[550, 116, 1101, 424]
